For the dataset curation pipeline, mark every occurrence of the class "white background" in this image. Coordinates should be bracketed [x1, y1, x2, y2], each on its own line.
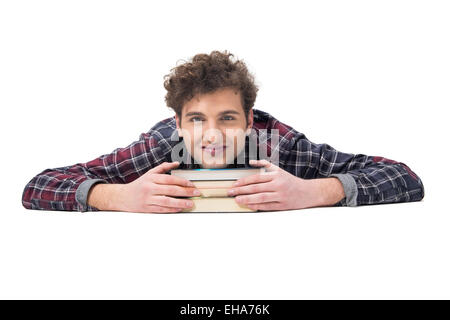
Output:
[0, 0, 448, 299]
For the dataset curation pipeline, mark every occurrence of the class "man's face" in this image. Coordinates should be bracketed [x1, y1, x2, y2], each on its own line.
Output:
[175, 87, 253, 168]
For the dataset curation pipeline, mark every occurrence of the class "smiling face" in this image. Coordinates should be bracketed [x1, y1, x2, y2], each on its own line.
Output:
[175, 87, 253, 168]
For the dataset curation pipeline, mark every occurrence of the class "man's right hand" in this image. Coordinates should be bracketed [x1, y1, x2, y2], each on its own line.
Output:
[87, 161, 199, 213]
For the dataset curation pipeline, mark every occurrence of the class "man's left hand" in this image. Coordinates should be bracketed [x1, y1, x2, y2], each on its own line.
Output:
[227, 159, 343, 211]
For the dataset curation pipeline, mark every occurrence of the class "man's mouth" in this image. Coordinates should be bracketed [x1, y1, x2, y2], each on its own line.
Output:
[202, 145, 227, 156]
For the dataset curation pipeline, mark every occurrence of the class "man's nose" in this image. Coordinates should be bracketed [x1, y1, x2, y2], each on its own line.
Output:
[202, 120, 223, 144]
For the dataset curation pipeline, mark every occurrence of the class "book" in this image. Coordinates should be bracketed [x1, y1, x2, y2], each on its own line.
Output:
[180, 197, 255, 213]
[170, 167, 266, 212]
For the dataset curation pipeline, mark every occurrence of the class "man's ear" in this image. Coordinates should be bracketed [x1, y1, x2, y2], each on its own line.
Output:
[175, 113, 183, 137]
[246, 109, 254, 136]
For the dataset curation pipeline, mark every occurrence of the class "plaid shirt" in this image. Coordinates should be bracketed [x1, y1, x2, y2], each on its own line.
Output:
[22, 108, 425, 212]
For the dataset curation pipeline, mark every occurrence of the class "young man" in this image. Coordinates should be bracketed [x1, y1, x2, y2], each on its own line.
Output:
[22, 50, 425, 213]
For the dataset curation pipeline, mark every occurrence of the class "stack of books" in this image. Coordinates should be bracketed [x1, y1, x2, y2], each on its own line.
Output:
[170, 167, 266, 212]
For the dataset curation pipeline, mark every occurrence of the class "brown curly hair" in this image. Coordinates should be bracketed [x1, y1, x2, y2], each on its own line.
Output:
[163, 50, 259, 121]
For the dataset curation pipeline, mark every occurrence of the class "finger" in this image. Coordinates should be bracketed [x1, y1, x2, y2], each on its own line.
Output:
[247, 202, 282, 212]
[249, 159, 278, 172]
[148, 195, 194, 209]
[143, 205, 183, 213]
[152, 174, 195, 187]
[148, 161, 180, 174]
[235, 192, 280, 205]
[155, 184, 201, 197]
[233, 172, 275, 187]
[228, 181, 273, 196]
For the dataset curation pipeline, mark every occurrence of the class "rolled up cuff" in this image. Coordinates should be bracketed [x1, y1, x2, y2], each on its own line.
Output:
[329, 173, 358, 207]
[75, 179, 107, 212]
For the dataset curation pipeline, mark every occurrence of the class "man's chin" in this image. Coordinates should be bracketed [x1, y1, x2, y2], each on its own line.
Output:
[191, 153, 235, 168]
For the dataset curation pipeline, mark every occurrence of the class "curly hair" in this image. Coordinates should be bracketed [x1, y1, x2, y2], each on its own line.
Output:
[163, 50, 259, 120]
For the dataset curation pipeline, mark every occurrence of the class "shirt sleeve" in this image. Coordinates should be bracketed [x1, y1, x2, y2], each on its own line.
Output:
[22, 131, 166, 212]
[285, 132, 425, 207]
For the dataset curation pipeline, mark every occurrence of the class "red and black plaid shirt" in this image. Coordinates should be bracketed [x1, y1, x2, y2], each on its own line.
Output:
[22, 108, 425, 212]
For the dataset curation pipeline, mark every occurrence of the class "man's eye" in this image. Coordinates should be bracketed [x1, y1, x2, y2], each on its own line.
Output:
[222, 116, 235, 121]
[190, 117, 203, 122]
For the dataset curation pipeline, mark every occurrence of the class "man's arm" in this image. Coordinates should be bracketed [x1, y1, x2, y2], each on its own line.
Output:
[316, 176, 347, 206]
[229, 142, 424, 211]
[285, 132, 425, 207]
[22, 131, 165, 212]
[228, 109, 424, 210]
[86, 184, 122, 211]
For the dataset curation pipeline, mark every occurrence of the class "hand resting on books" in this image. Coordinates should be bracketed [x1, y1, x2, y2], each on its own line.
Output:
[100, 162, 200, 213]
[227, 159, 345, 211]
